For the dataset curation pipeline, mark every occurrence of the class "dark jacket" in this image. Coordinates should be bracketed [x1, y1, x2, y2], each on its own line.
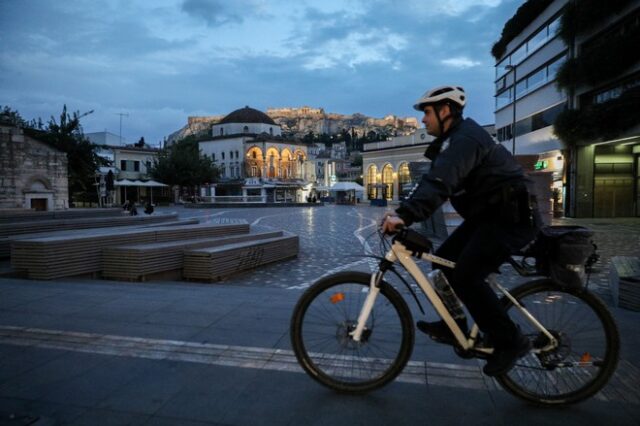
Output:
[396, 117, 528, 226]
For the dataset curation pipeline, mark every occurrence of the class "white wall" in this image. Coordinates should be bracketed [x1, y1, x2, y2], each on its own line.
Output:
[211, 122, 282, 137]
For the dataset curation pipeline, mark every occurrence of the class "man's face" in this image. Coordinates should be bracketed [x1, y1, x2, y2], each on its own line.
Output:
[421, 105, 439, 136]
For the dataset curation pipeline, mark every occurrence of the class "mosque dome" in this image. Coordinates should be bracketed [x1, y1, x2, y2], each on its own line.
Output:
[219, 106, 276, 125]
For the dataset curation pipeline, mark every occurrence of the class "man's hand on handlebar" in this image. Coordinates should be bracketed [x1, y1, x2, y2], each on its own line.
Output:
[381, 214, 405, 235]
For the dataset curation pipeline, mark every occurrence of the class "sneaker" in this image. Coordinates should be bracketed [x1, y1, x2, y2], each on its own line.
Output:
[483, 332, 531, 376]
[416, 318, 468, 345]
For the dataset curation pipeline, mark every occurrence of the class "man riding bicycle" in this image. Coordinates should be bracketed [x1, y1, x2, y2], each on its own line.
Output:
[382, 85, 539, 376]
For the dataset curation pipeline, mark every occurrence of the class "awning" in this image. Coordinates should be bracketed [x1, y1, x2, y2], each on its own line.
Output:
[114, 179, 167, 187]
[137, 180, 168, 187]
[329, 181, 365, 192]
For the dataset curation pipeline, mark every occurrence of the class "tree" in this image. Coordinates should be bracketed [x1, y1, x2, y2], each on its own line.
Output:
[149, 135, 219, 193]
[39, 105, 106, 204]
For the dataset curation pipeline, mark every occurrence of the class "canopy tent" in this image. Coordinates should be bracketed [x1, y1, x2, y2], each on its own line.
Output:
[325, 181, 365, 204]
[329, 181, 365, 192]
[114, 179, 168, 204]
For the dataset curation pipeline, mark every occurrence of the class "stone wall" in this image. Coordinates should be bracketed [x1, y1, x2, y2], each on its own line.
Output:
[0, 125, 69, 210]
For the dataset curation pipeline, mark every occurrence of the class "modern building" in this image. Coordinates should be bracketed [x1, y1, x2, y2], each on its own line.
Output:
[493, 0, 640, 217]
[0, 124, 69, 211]
[198, 106, 316, 203]
[493, 0, 568, 210]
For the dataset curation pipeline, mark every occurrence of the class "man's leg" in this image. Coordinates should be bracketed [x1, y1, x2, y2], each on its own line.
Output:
[448, 222, 516, 345]
[450, 222, 531, 375]
[416, 220, 477, 342]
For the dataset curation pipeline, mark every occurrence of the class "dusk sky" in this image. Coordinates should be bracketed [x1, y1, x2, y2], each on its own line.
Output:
[1, 0, 522, 146]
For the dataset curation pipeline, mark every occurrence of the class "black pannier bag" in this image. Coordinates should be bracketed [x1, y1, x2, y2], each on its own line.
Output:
[526, 226, 596, 289]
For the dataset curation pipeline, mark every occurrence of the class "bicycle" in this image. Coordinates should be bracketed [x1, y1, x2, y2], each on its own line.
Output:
[290, 226, 620, 405]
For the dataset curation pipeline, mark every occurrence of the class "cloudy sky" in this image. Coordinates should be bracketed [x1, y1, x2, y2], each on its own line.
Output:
[0, 0, 522, 146]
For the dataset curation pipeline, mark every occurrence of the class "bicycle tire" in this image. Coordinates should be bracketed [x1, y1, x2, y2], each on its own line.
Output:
[496, 279, 620, 405]
[290, 271, 414, 393]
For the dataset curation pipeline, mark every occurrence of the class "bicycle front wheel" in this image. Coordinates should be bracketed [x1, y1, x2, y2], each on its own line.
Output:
[290, 271, 414, 393]
[497, 279, 620, 405]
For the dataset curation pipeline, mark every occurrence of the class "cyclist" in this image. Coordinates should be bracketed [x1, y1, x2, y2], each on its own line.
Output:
[382, 85, 539, 376]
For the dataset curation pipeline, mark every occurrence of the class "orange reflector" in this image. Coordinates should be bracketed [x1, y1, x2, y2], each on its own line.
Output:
[580, 353, 592, 363]
[330, 292, 345, 304]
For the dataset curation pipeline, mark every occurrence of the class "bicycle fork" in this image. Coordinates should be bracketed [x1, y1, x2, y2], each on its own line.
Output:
[349, 271, 383, 342]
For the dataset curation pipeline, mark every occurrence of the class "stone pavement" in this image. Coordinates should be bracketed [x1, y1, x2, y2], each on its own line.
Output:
[0, 205, 638, 425]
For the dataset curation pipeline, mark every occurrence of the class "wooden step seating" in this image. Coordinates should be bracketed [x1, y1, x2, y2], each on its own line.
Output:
[0, 213, 179, 258]
[183, 232, 299, 282]
[0, 208, 122, 223]
[10, 221, 249, 280]
[610, 256, 640, 311]
[102, 230, 284, 281]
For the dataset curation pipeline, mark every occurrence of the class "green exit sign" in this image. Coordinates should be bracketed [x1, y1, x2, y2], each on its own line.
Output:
[534, 160, 548, 170]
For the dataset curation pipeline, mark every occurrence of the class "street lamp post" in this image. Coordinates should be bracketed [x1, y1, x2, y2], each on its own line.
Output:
[506, 64, 517, 155]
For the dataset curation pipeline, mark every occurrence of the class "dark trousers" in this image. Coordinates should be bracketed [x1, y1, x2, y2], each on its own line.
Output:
[434, 217, 536, 348]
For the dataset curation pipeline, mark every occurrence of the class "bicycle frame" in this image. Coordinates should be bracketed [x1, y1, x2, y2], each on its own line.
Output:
[350, 240, 558, 354]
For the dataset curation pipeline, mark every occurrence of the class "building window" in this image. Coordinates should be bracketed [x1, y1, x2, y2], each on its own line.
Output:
[243, 126, 249, 133]
[495, 14, 563, 79]
[398, 163, 411, 199]
[590, 73, 640, 105]
[146, 161, 151, 171]
[212, 153, 216, 161]
[235, 150, 239, 159]
[496, 102, 565, 141]
[220, 128, 224, 136]
[497, 54, 566, 109]
[382, 164, 394, 200]
[495, 87, 513, 110]
[120, 160, 127, 171]
[222, 152, 225, 160]
[367, 165, 378, 200]
[269, 127, 273, 136]
[134, 161, 140, 172]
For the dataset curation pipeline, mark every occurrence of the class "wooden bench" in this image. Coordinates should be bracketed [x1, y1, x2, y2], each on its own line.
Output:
[0, 208, 122, 224]
[10, 221, 250, 280]
[610, 256, 640, 311]
[183, 232, 299, 282]
[0, 213, 180, 258]
[102, 230, 284, 281]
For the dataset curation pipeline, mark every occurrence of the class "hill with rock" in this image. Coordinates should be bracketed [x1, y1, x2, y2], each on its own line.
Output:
[166, 107, 419, 144]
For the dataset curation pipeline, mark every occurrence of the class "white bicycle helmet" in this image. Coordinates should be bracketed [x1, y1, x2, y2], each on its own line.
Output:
[413, 85, 466, 111]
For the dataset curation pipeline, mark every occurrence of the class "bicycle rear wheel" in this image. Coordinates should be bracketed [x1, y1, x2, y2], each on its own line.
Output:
[290, 271, 414, 393]
[497, 279, 619, 405]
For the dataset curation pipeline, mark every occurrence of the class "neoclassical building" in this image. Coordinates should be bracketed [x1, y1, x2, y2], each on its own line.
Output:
[362, 129, 435, 201]
[199, 106, 316, 202]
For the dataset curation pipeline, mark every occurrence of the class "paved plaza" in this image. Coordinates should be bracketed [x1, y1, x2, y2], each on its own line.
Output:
[0, 204, 639, 425]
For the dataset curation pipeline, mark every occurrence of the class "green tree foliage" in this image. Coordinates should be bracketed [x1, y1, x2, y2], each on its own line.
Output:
[149, 135, 219, 188]
[557, 20, 640, 89]
[40, 105, 106, 203]
[559, 0, 634, 42]
[491, 0, 553, 60]
[553, 86, 640, 146]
